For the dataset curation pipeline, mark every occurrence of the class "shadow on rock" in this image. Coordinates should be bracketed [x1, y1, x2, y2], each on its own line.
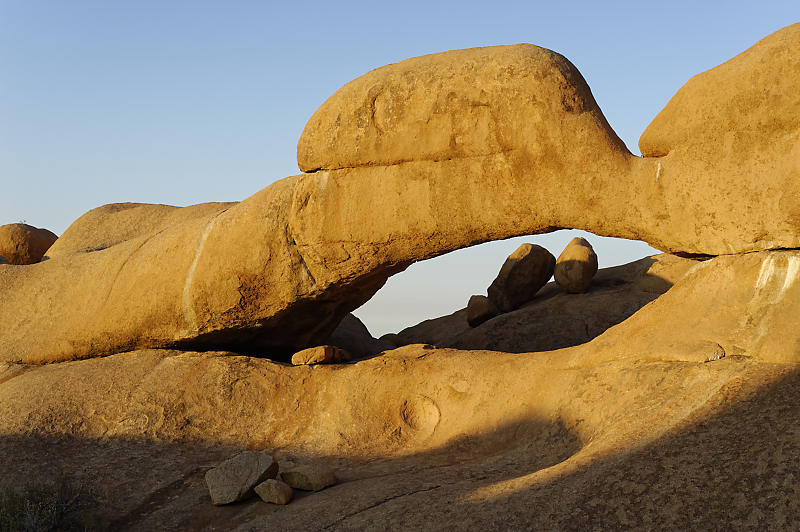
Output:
[0, 415, 581, 530]
[395, 254, 697, 353]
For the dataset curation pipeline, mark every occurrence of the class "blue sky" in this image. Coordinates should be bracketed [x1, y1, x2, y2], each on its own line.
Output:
[1, 2, 797, 335]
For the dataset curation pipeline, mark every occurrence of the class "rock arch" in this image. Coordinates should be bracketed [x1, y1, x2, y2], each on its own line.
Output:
[1, 25, 798, 364]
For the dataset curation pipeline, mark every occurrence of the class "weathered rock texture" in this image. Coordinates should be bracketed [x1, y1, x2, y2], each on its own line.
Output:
[487, 243, 555, 312]
[554, 237, 598, 293]
[639, 23, 800, 254]
[0, 223, 58, 265]
[2, 26, 799, 363]
[205, 451, 278, 505]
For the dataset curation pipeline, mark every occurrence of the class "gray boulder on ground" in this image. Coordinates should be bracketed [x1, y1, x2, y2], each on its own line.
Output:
[254, 479, 294, 505]
[555, 237, 599, 293]
[487, 243, 555, 313]
[281, 464, 337, 491]
[466, 295, 498, 328]
[205, 451, 278, 505]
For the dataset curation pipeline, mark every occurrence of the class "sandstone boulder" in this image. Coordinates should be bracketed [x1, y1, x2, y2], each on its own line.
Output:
[554, 237, 598, 293]
[281, 465, 337, 491]
[205, 451, 278, 505]
[0, 223, 58, 265]
[254, 479, 293, 505]
[291, 345, 344, 365]
[487, 244, 555, 313]
[466, 295, 498, 327]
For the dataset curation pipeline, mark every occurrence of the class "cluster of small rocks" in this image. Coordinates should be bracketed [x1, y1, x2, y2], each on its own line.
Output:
[205, 451, 337, 506]
[467, 237, 598, 327]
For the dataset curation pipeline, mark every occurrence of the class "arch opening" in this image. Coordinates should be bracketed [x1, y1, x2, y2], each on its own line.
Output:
[347, 231, 696, 355]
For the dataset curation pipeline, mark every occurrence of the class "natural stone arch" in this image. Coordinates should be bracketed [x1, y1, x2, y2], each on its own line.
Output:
[1, 27, 798, 364]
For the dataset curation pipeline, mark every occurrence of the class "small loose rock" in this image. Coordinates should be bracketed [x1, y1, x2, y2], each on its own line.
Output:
[205, 451, 278, 505]
[291, 345, 347, 365]
[255, 478, 294, 505]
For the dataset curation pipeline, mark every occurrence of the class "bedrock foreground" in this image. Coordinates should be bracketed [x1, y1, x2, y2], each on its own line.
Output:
[0, 23, 799, 530]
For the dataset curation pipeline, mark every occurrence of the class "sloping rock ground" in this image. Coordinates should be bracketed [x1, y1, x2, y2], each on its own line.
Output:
[1, 251, 798, 529]
[396, 253, 694, 352]
[0, 355, 796, 529]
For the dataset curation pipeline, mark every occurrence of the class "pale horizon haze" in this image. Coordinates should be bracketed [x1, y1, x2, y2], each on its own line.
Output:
[2, 2, 798, 336]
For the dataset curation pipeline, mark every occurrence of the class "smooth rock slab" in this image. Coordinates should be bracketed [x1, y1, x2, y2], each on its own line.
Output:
[255, 479, 294, 505]
[205, 451, 278, 505]
[487, 244, 555, 313]
[555, 237, 598, 293]
[281, 465, 337, 491]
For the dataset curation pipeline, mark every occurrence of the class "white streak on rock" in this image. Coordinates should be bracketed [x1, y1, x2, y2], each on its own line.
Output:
[181, 211, 225, 334]
[782, 255, 800, 292]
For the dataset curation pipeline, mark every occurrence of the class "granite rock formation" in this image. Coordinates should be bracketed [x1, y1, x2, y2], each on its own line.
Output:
[0, 223, 58, 265]
[554, 237, 598, 293]
[0, 24, 799, 529]
[487, 243, 555, 312]
[2, 27, 799, 363]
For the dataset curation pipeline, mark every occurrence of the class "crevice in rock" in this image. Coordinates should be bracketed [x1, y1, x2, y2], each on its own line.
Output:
[321, 484, 443, 529]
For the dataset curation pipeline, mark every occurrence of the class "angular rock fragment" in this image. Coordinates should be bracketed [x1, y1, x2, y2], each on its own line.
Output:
[281, 465, 337, 491]
[0, 223, 57, 265]
[466, 295, 498, 327]
[254, 479, 293, 505]
[291, 345, 344, 365]
[205, 451, 278, 505]
[487, 244, 555, 313]
[554, 237, 598, 293]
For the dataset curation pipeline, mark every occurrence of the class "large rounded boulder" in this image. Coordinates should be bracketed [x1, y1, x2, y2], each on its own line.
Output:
[0, 224, 58, 265]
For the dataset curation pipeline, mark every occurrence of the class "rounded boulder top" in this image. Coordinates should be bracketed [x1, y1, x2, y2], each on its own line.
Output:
[297, 43, 628, 172]
[0, 223, 58, 265]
